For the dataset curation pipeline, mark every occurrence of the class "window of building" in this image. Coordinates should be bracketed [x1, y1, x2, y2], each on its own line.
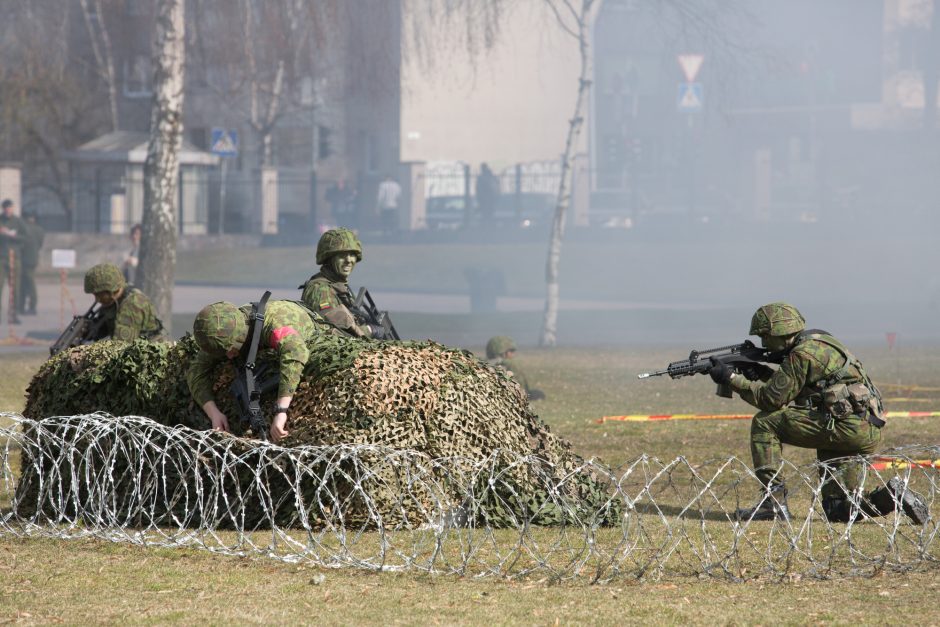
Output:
[123, 54, 152, 98]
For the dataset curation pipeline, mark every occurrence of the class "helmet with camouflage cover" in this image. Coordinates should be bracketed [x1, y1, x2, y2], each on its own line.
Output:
[316, 228, 362, 265]
[486, 335, 516, 359]
[750, 302, 806, 337]
[84, 263, 126, 294]
[193, 301, 249, 356]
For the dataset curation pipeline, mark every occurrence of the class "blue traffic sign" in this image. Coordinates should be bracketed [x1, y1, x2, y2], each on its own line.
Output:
[677, 83, 703, 112]
[210, 127, 238, 157]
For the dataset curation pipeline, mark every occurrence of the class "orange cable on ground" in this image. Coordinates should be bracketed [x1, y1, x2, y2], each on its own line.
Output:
[597, 411, 940, 424]
[870, 458, 940, 471]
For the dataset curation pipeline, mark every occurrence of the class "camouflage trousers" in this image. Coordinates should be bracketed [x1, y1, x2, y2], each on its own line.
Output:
[750, 407, 882, 500]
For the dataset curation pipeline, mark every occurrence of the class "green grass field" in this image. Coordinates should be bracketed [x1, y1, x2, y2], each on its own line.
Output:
[1, 345, 939, 624]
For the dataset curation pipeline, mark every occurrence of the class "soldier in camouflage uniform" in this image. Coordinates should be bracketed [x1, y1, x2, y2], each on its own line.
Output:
[299, 228, 386, 339]
[709, 302, 928, 524]
[486, 335, 545, 401]
[83, 263, 163, 342]
[188, 299, 323, 443]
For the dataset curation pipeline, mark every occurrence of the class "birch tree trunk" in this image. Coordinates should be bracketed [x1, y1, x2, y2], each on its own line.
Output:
[539, 0, 596, 347]
[138, 0, 185, 335]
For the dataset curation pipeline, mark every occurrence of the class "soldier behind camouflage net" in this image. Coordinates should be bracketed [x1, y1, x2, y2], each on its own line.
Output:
[299, 228, 381, 338]
[83, 262, 163, 342]
[707, 302, 927, 525]
[486, 336, 545, 401]
[188, 299, 326, 442]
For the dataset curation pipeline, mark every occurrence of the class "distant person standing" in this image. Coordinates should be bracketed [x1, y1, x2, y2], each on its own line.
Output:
[475, 163, 500, 223]
[17, 210, 44, 315]
[0, 199, 26, 324]
[376, 174, 401, 235]
[122, 223, 142, 284]
[326, 180, 355, 227]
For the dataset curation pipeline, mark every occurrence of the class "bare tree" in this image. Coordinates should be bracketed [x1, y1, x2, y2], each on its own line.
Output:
[191, 0, 336, 168]
[78, 0, 120, 131]
[0, 0, 113, 223]
[539, 0, 599, 347]
[538, 0, 751, 346]
[137, 0, 185, 333]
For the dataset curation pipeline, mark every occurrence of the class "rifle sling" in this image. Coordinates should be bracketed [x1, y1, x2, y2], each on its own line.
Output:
[245, 291, 271, 371]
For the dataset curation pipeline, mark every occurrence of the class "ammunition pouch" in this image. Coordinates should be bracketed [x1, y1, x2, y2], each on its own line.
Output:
[819, 381, 885, 427]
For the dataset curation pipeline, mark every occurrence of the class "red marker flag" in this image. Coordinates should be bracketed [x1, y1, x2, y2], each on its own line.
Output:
[886, 332, 898, 350]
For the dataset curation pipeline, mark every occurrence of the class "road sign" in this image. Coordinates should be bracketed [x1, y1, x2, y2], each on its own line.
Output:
[210, 127, 238, 157]
[677, 82, 703, 112]
[677, 54, 704, 82]
[51, 249, 76, 269]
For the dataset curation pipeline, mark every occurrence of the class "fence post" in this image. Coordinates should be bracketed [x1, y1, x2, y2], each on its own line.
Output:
[463, 163, 472, 228]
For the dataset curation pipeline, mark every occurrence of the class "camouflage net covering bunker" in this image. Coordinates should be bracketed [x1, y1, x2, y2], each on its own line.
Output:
[0, 413, 937, 581]
[19, 336, 617, 529]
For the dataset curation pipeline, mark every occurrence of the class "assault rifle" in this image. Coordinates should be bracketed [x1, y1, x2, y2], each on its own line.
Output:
[49, 304, 107, 356]
[350, 287, 399, 340]
[637, 340, 784, 398]
[229, 362, 279, 440]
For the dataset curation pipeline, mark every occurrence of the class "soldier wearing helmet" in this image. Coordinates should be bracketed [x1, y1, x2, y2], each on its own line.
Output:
[708, 302, 927, 525]
[299, 228, 383, 338]
[187, 299, 325, 442]
[82, 262, 163, 342]
[485, 335, 545, 401]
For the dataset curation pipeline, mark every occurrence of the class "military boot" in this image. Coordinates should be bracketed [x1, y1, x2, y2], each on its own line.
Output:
[734, 484, 791, 522]
[867, 478, 929, 525]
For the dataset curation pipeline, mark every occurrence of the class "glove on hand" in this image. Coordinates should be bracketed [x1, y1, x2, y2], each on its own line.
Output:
[709, 357, 733, 385]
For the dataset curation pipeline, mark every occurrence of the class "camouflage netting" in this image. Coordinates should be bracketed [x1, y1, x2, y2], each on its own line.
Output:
[21, 334, 618, 528]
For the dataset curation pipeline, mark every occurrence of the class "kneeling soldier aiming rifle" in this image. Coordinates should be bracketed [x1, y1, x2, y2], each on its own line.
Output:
[640, 302, 929, 525]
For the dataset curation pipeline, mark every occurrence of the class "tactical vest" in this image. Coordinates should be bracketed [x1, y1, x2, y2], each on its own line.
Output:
[792, 330, 885, 426]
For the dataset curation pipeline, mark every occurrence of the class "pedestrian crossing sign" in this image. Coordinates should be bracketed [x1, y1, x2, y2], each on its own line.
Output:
[210, 127, 238, 157]
[677, 83, 703, 112]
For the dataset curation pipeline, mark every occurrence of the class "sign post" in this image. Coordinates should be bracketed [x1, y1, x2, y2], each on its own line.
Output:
[52, 249, 77, 330]
[210, 128, 239, 234]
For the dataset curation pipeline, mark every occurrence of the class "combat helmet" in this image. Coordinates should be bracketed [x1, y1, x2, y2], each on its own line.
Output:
[750, 302, 806, 337]
[84, 263, 126, 294]
[316, 228, 362, 265]
[193, 301, 249, 356]
[486, 335, 516, 359]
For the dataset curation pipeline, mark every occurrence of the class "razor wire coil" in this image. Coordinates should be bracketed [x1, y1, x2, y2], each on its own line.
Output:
[0, 412, 937, 582]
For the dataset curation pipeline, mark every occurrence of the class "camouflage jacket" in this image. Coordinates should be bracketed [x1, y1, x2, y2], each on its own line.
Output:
[20, 221, 45, 268]
[299, 267, 371, 337]
[96, 286, 163, 342]
[187, 300, 322, 407]
[730, 332, 870, 412]
[0, 214, 26, 262]
[489, 356, 531, 392]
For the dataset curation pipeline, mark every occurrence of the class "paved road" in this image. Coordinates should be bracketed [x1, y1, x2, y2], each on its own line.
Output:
[1, 278, 714, 352]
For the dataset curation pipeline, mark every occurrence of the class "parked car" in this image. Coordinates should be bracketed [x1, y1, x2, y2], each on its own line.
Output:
[424, 193, 555, 230]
